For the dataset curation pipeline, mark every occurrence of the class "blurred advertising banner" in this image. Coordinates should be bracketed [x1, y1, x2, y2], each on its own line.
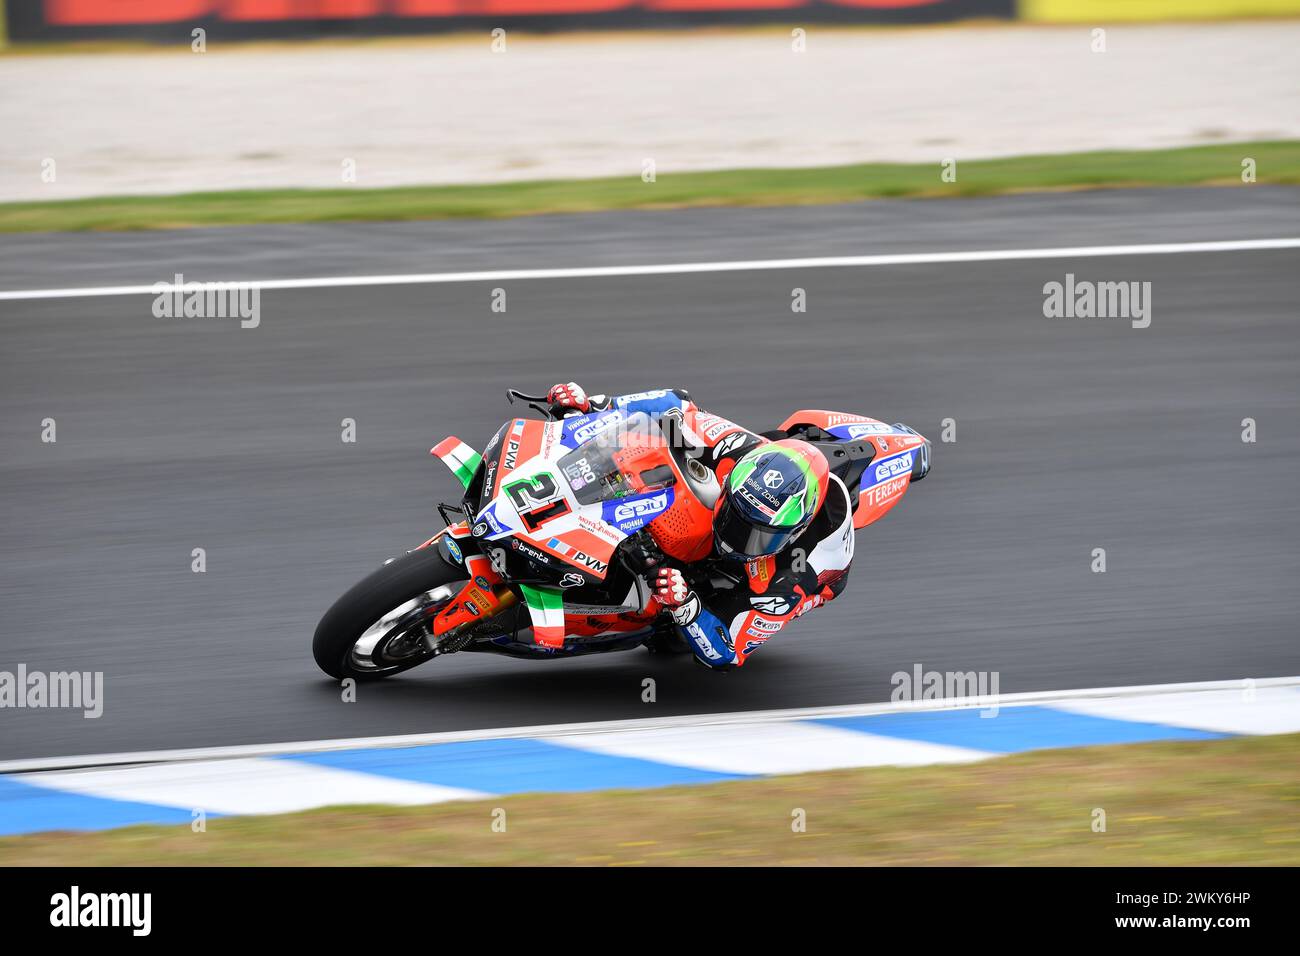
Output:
[4, 0, 1015, 39]
[1021, 0, 1300, 20]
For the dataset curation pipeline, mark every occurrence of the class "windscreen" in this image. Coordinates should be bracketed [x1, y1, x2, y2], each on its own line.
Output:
[556, 411, 676, 506]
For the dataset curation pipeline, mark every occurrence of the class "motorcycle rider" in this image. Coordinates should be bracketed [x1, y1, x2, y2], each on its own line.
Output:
[545, 382, 855, 671]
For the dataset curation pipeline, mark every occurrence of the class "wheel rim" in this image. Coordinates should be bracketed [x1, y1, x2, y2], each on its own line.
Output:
[346, 584, 460, 674]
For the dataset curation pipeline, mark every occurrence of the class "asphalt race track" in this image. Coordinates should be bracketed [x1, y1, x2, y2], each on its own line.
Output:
[1, 188, 1298, 761]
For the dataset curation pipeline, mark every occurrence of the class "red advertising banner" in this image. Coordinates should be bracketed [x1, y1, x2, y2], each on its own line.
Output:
[11, 0, 1013, 35]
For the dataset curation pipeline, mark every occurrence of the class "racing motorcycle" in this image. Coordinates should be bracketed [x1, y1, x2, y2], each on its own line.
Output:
[312, 390, 930, 680]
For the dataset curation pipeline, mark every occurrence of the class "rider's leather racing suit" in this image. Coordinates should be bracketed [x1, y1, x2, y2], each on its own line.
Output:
[578, 388, 855, 671]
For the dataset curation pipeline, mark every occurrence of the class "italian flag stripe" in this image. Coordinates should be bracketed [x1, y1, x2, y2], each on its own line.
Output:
[519, 584, 565, 649]
[430, 437, 482, 490]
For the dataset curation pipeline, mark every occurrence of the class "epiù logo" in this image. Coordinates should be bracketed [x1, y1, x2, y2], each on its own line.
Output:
[763, 469, 784, 489]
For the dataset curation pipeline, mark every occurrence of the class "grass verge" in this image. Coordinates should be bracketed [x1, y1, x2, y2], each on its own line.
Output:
[2, 141, 1296, 233]
[1, 733, 1296, 866]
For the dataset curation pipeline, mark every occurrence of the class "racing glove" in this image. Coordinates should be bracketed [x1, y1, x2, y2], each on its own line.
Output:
[547, 382, 591, 414]
[650, 566, 702, 627]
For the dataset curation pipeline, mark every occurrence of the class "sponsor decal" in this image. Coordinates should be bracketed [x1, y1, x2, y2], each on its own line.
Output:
[865, 475, 909, 507]
[750, 594, 792, 615]
[687, 621, 722, 661]
[845, 422, 894, 438]
[739, 487, 777, 518]
[695, 413, 742, 442]
[763, 468, 785, 489]
[511, 538, 551, 564]
[471, 521, 489, 537]
[749, 615, 782, 632]
[546, 537, 607, 574]
[559, 572, 585, 588]
[742, 639, 767, 655]
[463, 600, 481, 616]
[573, 551, 608, 574]
[826, 413, 870, 426]
[503, 437, 521, 471]
[603, 488, 674, 532]
[563, 456, 596, 490]
[614, 389, 669, 405]
[445, 538, 463, 563]
[745, 555, 774, 594]
[501, 420, 529, 471]
[569, 410, 624, 445]
[476, 506, 506, 537]
[873, 452, 914, 482]
[539, 430, 556, 459]
[475, 575, 492, 589]
[577, 514, 623, 543]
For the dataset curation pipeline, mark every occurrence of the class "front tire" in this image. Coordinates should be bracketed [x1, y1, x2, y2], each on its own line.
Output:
[312, 546, 469, 681]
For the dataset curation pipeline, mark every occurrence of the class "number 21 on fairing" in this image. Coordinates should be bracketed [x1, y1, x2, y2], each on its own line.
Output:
[504, 473, 572, 532]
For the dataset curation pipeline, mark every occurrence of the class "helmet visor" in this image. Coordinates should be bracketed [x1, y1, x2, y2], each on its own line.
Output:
[714, 492, 798, 559]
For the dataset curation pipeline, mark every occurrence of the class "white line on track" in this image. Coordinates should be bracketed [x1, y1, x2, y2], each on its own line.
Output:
[1, 677, 1294, 774]
[1, 238, 1297, 302]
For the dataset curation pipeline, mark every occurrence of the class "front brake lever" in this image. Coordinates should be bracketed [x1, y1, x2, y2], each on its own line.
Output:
[506, 387, 559, 421]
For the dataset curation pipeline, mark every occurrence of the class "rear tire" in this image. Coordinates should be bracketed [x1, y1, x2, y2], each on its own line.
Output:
[312, 547, 469, 681]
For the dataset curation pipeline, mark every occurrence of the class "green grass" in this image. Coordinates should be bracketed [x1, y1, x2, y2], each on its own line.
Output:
[3, 141, 1297, 233]
[2, 733, 1296, 866]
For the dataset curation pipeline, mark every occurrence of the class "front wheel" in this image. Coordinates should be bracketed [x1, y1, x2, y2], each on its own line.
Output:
[312, 546, 471, 681]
